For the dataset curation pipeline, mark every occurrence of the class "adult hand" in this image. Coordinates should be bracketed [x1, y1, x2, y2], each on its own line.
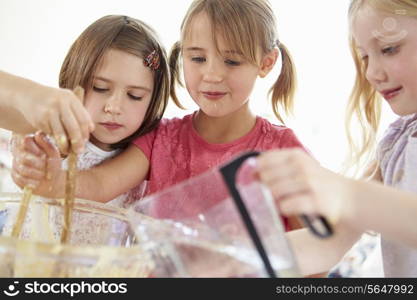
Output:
[18, 85, 92, 154]
[0, 71, 94, 154]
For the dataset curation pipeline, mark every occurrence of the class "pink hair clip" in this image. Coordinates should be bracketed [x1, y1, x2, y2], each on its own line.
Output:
[144, 50, 160, 71]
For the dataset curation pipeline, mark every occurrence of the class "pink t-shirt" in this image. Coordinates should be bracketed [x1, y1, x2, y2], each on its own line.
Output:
[134, 113, 306, 195]
[133, 113, 306, 230]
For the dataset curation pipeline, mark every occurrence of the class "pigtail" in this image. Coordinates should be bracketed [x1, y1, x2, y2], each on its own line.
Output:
[169, 41, 186, 109]
[269, 42, 297, 125]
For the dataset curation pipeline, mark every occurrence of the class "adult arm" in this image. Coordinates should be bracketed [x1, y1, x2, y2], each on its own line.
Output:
[0, 70, 93, 153]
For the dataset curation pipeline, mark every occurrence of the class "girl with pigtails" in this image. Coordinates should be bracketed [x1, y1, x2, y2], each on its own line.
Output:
[13, 0, 307, 232]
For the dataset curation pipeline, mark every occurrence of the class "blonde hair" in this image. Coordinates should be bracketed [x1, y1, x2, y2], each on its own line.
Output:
[346, 0, 417, 174]
[169, 0, 297, 124]
[59, 15, 170, 149]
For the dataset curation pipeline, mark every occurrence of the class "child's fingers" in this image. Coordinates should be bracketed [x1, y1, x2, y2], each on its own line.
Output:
[257, 150, 298, 179]
[34, 131, 60, 159]
[268, 177, 309, 200]
[279, 194, 317, 216]
[33, 132, 62, 182]
[258, 149, 310, 171]
[14, 159, 46, 180]
[15, 139, 46, 181]
[257, 150, 291, 170]
[17, 152, 46, 171]
[45, 156, 63, 182]
[10, 134, 24, 155]
[11, 167, 41, 189]
[22, 135, 44, 157]
[258, 164, 298, 188]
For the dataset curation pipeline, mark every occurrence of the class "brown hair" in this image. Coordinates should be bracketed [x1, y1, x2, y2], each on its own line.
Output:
[59, 15, 169, 149]
[169, 0, 296, 124]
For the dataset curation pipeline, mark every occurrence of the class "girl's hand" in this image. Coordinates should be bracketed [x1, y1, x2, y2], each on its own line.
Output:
[11, 132, 64, 197]
[257, 149, 355, 225]
[19, 86, 93, 155]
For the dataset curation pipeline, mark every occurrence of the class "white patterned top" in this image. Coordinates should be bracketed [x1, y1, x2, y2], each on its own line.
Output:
[55, 141, 146, 245]
[376, 113, 417, 277]
[62, 141, 146, 208]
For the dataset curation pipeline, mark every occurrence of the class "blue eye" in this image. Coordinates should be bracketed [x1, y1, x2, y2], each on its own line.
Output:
[191, 57, 205, 63]
[382, 46, 399, 55]
[93, 86, 109, 93]
[225, 59, 241, 66]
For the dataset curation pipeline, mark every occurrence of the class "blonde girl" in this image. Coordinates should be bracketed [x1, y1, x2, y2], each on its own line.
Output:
[258, 0, 417, 277]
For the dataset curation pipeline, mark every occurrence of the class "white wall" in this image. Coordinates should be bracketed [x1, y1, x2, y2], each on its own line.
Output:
[0, 0, 395, 172]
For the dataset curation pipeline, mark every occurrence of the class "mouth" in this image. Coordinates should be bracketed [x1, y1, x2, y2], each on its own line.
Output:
[99, 122, 123, 130]
[380, 87, 403, 101]
[201, 91, 227, 100]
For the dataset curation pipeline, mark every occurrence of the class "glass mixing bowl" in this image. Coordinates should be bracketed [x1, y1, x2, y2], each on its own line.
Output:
[0, 192, 154, 277]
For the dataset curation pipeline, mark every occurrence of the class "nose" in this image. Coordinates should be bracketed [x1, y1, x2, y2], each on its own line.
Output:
[202, 59, 224, 83]
[365, 56, 387, 85]
[104, 92, 122, 115]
